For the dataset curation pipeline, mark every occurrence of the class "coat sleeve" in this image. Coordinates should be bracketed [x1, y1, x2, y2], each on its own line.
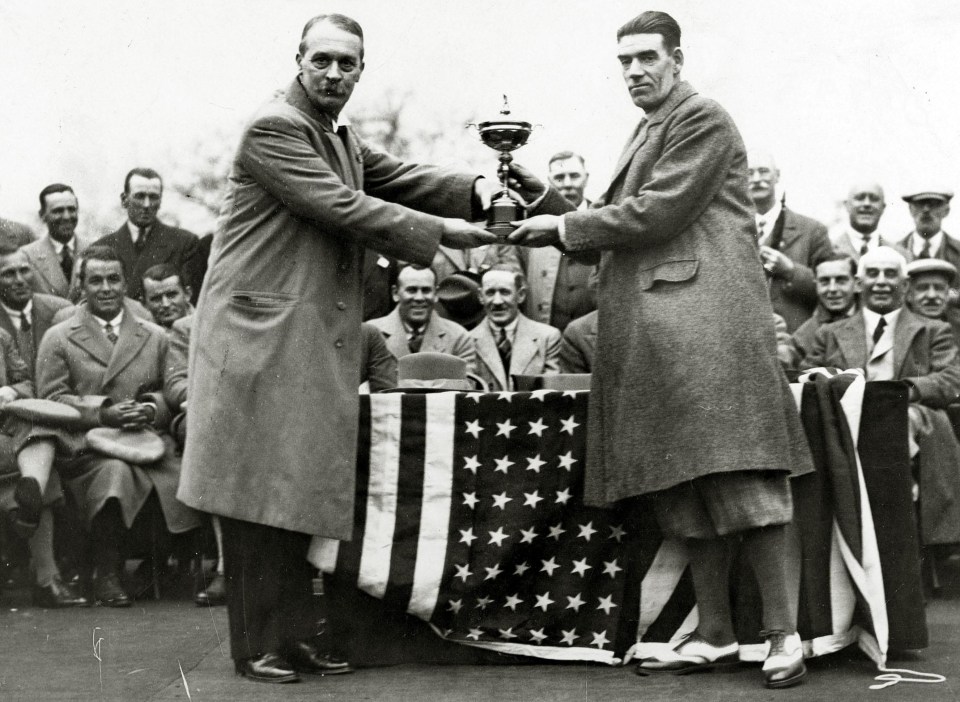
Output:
[560, 100, 740, 253]
[542, 328, 562, 375]
[559, 329, 589, 374]
[799, 326, 832, 371]
[0, 330, 33, 399]
[779, 224, 832, 307]
[163, 318, 190, 411]
[909, 323, 960, 409]
[238, 113, 463, 268]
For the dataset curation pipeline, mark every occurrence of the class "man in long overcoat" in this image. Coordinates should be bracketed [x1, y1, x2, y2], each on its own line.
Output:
[178, 13, 494, 683]
[509, 11, 812, 689]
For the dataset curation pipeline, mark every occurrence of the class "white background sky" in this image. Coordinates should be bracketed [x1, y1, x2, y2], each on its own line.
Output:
[2, 0, 959, 236]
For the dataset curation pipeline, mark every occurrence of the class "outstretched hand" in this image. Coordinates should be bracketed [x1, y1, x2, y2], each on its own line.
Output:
[473, 178, 499, 212]
[441, 218, 498, 249]
[506, 162, 546, 204]
[507, 214, 561, 247]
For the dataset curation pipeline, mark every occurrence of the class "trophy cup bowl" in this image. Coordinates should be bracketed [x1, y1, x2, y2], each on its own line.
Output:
[469, 97, 534, 239]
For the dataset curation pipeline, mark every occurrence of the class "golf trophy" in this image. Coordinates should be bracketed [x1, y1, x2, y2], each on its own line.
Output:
[469, 96, 534, 238]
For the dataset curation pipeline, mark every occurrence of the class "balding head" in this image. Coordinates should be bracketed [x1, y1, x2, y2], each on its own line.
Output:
[845, 181, 886, 235]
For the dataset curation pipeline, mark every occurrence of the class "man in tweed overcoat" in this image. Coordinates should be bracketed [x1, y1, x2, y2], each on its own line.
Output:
[509, 10, 813, 689]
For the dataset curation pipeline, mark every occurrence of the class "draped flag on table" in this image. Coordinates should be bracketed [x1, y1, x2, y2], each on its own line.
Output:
[309, 380, 927, 667]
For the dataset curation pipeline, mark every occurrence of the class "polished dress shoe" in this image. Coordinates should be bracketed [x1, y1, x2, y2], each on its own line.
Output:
[32, 575, 90, 608]
[762, 631, 807, 689]
[235, 652, 300, 683]
[637, 631, 739, 675]
[93, 572, 132, 608]
[12, 476, 43, 539]
[194, 573, 226, 606]
[287, 640, 354, 675]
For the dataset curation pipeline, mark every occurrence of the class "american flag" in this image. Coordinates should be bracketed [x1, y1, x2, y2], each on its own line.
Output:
[309, 380, 926, 667]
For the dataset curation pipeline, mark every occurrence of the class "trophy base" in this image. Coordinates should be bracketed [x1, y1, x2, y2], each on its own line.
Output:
[486, 221, 517, 240]
[487, 194, 523, 241]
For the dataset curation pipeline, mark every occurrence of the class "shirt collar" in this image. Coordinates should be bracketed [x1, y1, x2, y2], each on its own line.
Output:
[755, 200, 783, 229]
[912, 230, 944, 257]
[50, 237, 76, 255]
[127, 221, 151, 242]
[862, 306, 902, 337]
[93, 310, 124, 331]
[1, 299, 32, 326]
[488, 315, 519, 337]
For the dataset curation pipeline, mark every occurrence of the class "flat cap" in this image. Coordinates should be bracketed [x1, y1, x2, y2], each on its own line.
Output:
[906, 258, 957, 284]
[902, 189, 953, 203]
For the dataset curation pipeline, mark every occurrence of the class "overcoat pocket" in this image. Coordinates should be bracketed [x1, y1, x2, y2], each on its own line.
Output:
[636, 259, 699, 290]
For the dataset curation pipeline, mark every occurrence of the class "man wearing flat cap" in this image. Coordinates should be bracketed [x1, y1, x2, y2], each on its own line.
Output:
[900, 189, 956, 263]
[906, 258, 960, 347]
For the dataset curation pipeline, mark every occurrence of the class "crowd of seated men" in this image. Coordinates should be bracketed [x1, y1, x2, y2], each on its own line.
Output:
[3, 149, 960, 610]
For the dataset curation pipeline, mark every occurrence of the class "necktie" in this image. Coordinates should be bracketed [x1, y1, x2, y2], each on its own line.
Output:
[104, 323, 118, 344]
[60, 246, 73, 282]
[496, 326, 512, 369]
[872, 316, 887, 346]
[20, 311, 30, 332]
[860, 235, 870, 257]
[918, 239, 931, 259]
[756, 218, 766, 242]
[134, 229, 147, 255]
[408, 326, 424, 353]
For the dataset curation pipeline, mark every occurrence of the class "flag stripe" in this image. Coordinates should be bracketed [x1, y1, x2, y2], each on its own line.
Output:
[409, 392, 457, 619]
[636, 538, 689, 641]
[358, 392, 403, 598]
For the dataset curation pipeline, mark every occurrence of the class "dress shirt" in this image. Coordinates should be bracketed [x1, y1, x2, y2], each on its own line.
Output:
[1, 300, 32, 331]
[845, 228, 880, 254]
[51, 237, 76, 257]
[127, 221, 151, 245]
[94, 310, 124, 336]
[862, 306, 902, 349]
[488, 315, 519, 344]
[911, 231, 944, 258]
[755, 200, 783, 245]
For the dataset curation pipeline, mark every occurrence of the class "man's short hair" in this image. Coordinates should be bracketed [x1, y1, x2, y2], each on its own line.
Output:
[815, 254, 856, 278]
[142, 263, 186, 289]
[396, 263, 436, 284]
[38, 183, 75, 213]
[483, 263, 527, 291]
[123, 167, 163, 194]
[79, 245, 123, 284]
[299, 14, 364, 58]
[857, 246, 907, 278]
[617, 10, 682, 51]
[548, 151, 586, 170]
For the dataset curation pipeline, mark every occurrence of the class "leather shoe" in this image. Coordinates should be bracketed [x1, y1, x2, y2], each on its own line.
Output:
[762, 631, 807, 689]
[93, 572, 132, 608]
[637, 631, 739, 675]
[11, 476, 43, 539]
[194, 573, 226, 606]
[235, 652, 300, 683]
[32, 575, 90, 608]
[287, 640, 354, 675]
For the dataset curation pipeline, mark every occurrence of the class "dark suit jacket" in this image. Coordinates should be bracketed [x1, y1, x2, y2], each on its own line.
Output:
[94, 220, 202, 303]
[0, 293, 73, 373]
[360, 322, 396, 392]
[559, 310, 597, 373]
[361, 251, 398, 321]
[801, 308, 960, 408]
[765, 208, 832, 332]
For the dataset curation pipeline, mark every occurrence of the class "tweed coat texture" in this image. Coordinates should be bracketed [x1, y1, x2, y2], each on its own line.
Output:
[765, 208, 833, 332]
[801, 308, 960, 543]
[28, 304, 199, 533]
[469, 313, 561, 392]
[368, 308, 475, 374]
[179, 78, 477, 538]
[0, 293, 72, 374]
[532, 81, 812, 504]
[20, 236, 86, 301]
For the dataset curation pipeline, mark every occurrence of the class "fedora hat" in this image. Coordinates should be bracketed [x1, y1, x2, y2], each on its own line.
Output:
[435, 271, 485, 330]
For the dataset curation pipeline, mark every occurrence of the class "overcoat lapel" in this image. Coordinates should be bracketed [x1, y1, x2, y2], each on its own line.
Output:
[509, 316, 540, 376]
[835, 314, 868, 369]
[68, 310, 114, 367]
[475, 325, 508, 390]
[0, 307, 16, 342]
[892, 310, 923, 378]
[103, 312, 150, 386]
[31, 238, 69, 291]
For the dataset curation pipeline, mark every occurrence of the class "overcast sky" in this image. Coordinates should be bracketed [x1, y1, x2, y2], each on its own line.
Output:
[2, 0, 959, 236]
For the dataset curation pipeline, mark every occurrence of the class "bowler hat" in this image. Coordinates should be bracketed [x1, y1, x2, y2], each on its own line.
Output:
[906, 258, 958, 285]
[435, 271, 485, 330]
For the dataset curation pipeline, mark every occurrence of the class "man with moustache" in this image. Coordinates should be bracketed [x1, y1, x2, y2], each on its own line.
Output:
[178, 13, 496, 683]
[21, 184, 84, 301]
[790, 255, 859, 365]
[94, 168, 203, 304]
[368, 264, 475, 374]
[746, 152, 832, 332]
[906, 259, 960, 346]
[508, 10, 812, 688]
[830, 182, 905, 262]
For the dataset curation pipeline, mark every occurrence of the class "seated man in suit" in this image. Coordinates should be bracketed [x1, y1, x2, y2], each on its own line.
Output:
[368, 264, 475, 376]
[802, 246, 960, 547]
[13, 245, 200, 606]
[141, 263, 193, 330]
[790, 255, 859, 366]
[469, 266, 561, 391]
[905, 259, 960, 346]
[94, 168, 203, 304]
[21, 183, 84, 302]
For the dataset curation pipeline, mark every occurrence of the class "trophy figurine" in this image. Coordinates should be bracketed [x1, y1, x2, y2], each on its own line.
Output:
[470, 96, 534, 238]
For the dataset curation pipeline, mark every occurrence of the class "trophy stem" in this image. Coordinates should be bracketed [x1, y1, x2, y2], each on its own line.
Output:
[498, 151, 513, 197]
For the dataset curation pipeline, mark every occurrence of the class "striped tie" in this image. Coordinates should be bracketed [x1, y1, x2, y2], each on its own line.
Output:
[104, 323, 118, 344]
